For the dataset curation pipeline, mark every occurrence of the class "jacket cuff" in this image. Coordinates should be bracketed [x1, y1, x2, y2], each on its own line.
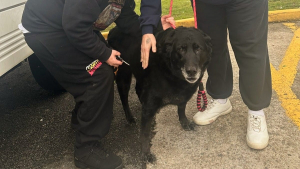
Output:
[100, 47, 112, 62]
[141, 25, 153, 35]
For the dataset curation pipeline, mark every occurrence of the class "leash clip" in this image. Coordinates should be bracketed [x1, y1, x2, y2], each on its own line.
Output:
[116, 55, 130, 66]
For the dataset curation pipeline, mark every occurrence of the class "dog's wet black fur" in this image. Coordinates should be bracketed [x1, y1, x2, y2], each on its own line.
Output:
[108, 25, 212, 167]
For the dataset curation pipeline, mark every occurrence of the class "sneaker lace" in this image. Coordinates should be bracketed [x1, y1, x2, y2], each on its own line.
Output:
[249, 115, 261, 132]
[206, 99, 217, 111]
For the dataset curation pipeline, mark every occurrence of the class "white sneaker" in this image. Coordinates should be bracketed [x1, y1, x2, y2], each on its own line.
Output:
[193, 99, 232, 125]
[246, 114, 269, 149]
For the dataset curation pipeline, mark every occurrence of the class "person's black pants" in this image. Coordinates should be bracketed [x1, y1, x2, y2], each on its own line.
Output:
[195, 0, 272, 110]
[25, 32, 114, 147]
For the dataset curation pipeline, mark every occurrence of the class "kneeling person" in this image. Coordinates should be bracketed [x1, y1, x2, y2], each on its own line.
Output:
[21, 0, 140, 168]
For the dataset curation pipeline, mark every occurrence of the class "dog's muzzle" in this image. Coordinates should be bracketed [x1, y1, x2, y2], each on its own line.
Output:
[181, 67, 201, 83]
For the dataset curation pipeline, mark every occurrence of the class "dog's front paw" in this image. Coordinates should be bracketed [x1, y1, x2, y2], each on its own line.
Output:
[180, 119, 195, 131]
[127, 116, 137, 124]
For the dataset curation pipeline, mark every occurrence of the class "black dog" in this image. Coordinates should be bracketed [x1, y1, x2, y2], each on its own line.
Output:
[108, 25, 212, 165]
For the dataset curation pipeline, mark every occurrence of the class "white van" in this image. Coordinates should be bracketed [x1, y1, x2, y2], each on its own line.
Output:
[0, 0, 64, 92]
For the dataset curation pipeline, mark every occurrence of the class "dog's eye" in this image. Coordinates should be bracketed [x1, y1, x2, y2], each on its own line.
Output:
[177, 46, 186, 53]
[195, 47, 201, 54]
[193, 44, 201, 54]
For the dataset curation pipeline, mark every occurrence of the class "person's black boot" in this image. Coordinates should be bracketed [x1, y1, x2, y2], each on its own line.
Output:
[74, 142, 123, 169]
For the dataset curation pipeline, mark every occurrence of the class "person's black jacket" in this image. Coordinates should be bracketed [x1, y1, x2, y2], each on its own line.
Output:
[22, 0, 139, 62]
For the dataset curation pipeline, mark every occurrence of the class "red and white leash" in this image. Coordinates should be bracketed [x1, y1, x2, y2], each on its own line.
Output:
[169, 0, 208, 111]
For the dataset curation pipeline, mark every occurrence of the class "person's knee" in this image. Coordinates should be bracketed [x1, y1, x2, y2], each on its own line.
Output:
[96, 63, 115, 82]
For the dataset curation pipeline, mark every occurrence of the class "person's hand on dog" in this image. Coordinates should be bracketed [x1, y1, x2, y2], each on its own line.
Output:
[141, 34, 156, 69]
[141, 15, 175, 69]
[106, 50, 123, 67]
[161, 14, 176, 30]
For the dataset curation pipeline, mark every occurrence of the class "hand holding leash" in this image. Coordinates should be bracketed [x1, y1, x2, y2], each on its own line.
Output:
[161, 15, 176, 30]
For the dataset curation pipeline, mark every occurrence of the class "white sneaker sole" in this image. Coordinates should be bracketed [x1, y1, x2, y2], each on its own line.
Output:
[194, 106, 232, 125]
[246, 135, 269, 150]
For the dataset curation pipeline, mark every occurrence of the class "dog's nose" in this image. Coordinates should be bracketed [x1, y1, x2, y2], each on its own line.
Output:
[186, 67, 197, 76]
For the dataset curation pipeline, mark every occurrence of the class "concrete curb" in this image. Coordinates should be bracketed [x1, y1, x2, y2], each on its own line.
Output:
[102, 9, 300, 39]
[269, 9, 300, 22]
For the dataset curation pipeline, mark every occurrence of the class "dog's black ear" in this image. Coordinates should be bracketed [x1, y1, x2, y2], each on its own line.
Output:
[195, 29, 212, 55]
[156, 28, 176, 54]
[203, 32, 212, 55]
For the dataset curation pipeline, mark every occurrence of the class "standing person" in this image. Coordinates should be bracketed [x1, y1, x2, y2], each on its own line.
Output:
[139, 0, 271, 150]
[21, 0, 140, 168]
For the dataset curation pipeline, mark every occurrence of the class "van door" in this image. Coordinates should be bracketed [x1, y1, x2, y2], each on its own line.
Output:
[0, 0, 33, 77]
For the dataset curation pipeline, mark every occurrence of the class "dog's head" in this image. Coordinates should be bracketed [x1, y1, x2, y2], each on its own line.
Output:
[156, 27, 212, 83]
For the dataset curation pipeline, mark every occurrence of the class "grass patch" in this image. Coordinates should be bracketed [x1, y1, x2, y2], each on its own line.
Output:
[134, 0, 194, 19]
[269, 0, 300, 11]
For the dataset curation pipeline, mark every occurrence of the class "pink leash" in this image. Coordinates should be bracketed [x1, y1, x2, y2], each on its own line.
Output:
[169, 0, 176, 29]
[169, 0, 208, 111]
